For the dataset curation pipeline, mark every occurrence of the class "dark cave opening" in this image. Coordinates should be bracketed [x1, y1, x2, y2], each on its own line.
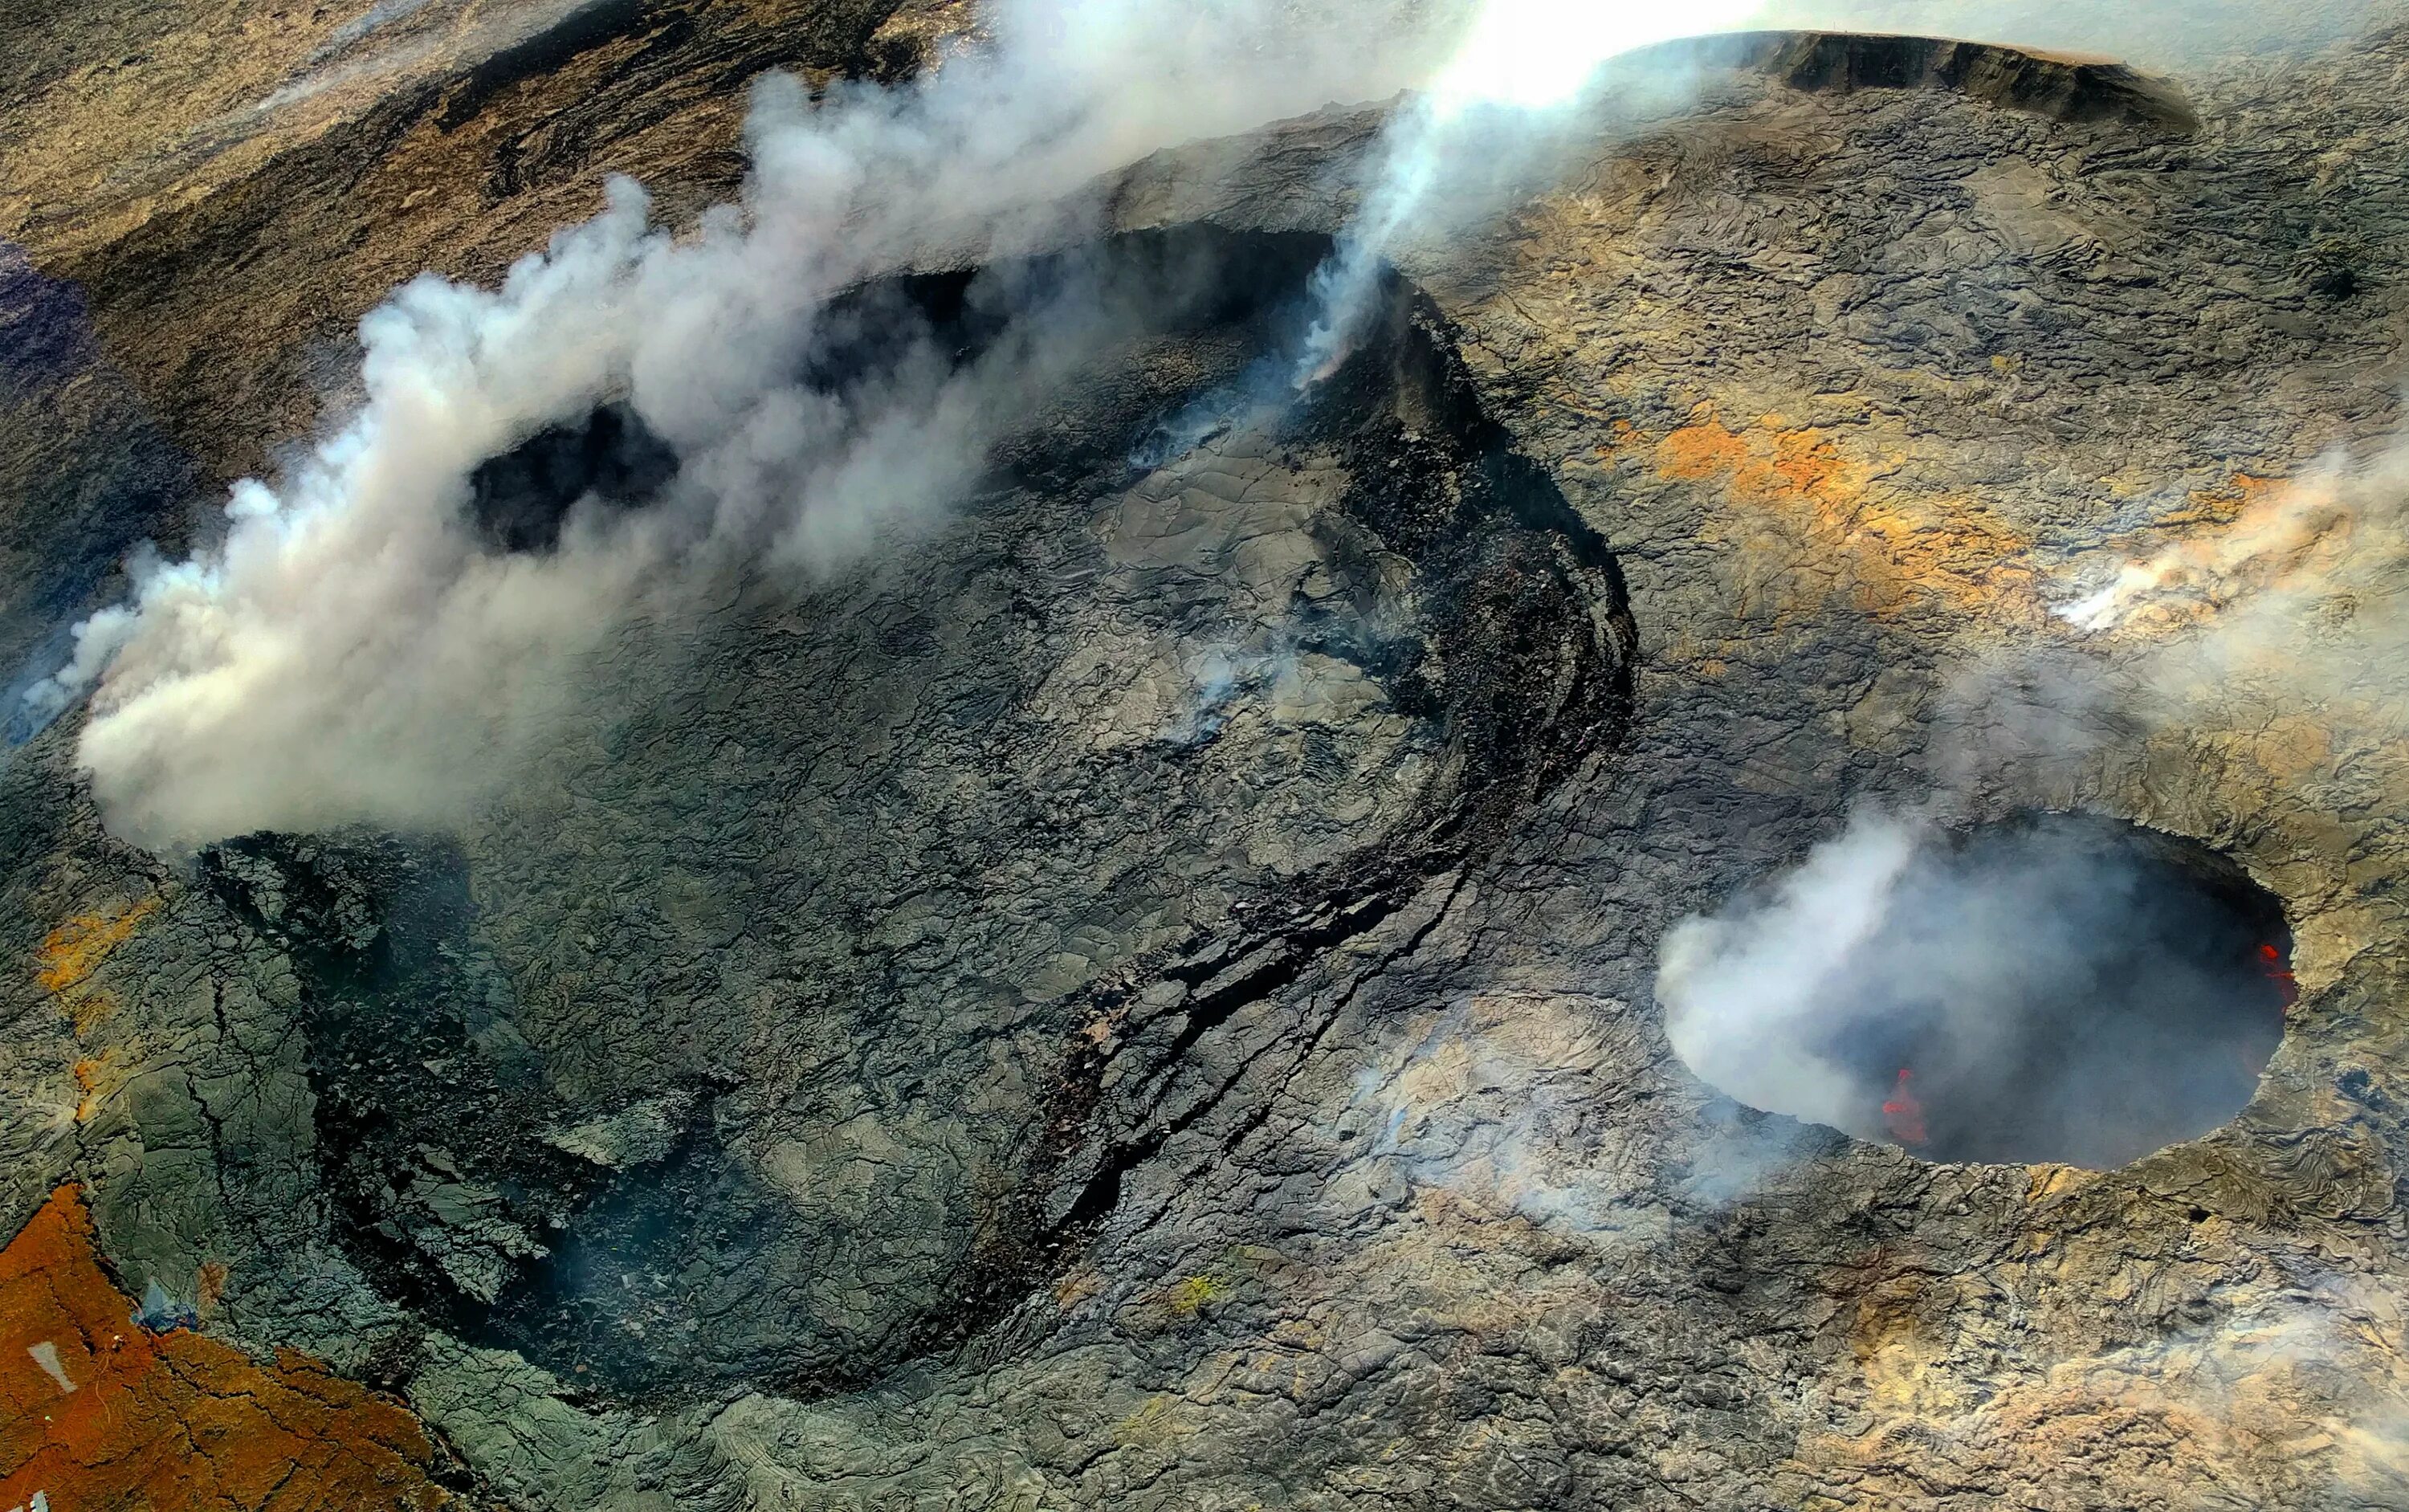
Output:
[1669, 813, 2293, 1170]
[459, 226, 1345, 556]
[466, 401, 679, 553]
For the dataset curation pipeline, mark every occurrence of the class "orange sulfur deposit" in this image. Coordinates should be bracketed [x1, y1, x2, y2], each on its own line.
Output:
[0, 1186, 450, 1510]
[34, 899, 160, 996]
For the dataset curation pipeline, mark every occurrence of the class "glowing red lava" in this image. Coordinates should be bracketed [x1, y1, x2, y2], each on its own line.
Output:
[1881, 1068, 1928, 1147]
[2259, 942, 2298, 1011]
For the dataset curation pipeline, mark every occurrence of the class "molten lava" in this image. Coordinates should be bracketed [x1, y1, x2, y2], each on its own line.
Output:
[1881, 1068, 1927, 1147]
[2259, 942, 2298, 1011]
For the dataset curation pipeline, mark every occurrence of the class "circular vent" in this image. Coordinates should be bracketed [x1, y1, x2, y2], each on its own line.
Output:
[1658, 812, 2293, 1169]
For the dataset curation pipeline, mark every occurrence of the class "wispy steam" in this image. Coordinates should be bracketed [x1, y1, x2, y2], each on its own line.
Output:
[39, 0, 1816, 849]
[2054, 463, 2361, 634]
[1288, 0, 1765, 385]
[2008, 426, 2409, 806]
[1657, 809, 1918, 1143]
[1662, 419, 2409, 1171]
[47, 0, 2375, 850]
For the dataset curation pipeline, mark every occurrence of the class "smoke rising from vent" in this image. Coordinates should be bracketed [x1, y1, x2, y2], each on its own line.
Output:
[39, 0, 2390, 850]
[22, 0, 1787, 847]
[1658, 809, 2290, 1168]
[1939, 425, 2409, 813]
[1288, 0, 1764, 388]
[33, 0, 1488, 848]
[1662, 419, 2409, 1171]
[2053, 442, 2394, 651]
[40, 0, 1808, 848]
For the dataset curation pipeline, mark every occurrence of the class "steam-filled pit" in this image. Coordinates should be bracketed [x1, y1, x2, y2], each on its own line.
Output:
[1657, 812, 2293, 1169]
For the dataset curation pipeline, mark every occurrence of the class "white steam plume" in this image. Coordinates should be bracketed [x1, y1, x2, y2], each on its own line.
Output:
[1657, 806, 2295, 1168]
[1290, 0, 1767, 385]
[1660, 414, 2409, 1167]
[35, 0, 1483, 849]
[1657, 809, 1918, 1139]
[45, 0, 2329, 850]
[1946, 424, 2409, 810]
[2052, 450, 2369, 637]
[42, 0, 1802, 849]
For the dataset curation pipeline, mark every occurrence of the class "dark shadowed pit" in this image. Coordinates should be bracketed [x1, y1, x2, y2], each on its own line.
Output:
[1681, 813, 2293, 1170]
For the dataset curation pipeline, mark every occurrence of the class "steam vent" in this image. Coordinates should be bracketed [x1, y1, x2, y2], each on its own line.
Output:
[6, 3, 2409, 1509]
[1661, 813, 2295, 1169]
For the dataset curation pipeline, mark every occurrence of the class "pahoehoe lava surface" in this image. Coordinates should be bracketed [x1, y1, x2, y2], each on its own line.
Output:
[7, 6, 2409, 1510]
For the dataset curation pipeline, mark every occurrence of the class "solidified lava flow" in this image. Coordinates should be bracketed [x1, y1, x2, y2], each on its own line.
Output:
[16, 6, 2409, 1503]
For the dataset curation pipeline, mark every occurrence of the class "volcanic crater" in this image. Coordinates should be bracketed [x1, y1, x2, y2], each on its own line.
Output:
[4, 6, 2409, 1511]
[190, 222, 1633, 1405]
[1663, 811, 2297, 1171]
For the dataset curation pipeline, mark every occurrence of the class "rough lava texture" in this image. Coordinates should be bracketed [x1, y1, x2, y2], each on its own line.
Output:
[7, 7, 2409, 1511]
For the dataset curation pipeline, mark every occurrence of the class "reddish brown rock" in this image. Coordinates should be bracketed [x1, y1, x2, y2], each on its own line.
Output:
[0, 1186, 450, 1512]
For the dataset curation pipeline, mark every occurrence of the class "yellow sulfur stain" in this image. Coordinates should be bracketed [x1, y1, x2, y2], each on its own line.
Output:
[1165, 1274, 1228, 1316]
[1846, 1278, 1979, 1418]
[1629, 408, 2044, 628]
[1112, 1394, 1190, 1449]
[35, 897, 161, 996]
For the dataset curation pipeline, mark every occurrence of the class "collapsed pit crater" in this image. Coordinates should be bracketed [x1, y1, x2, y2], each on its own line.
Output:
[1659, 811, 2293, 1170]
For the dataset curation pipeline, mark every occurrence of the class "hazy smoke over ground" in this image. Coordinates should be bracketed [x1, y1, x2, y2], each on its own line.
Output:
[2056, 443, 2392, 644]
[1661, 418, 2409, 1169]
[1288, 0, 1765, 385]
[35, 0, 1486, 847]
[41, 0, 2392, 850]
[1939, 426, 2409, 809]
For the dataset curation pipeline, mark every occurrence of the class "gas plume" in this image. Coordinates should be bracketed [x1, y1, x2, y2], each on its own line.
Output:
[2054, 464, 2361, 635]
[35, 0, 1482, 848]
[1657, 808, 2289, 1168]
[1656, 809, 1918, 1147]
[1968, 428, 2409, 809]
[1660, 421, 2409, 1168]
[1287, 0, 1765, 387]
[43, 0, 1813, 849]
